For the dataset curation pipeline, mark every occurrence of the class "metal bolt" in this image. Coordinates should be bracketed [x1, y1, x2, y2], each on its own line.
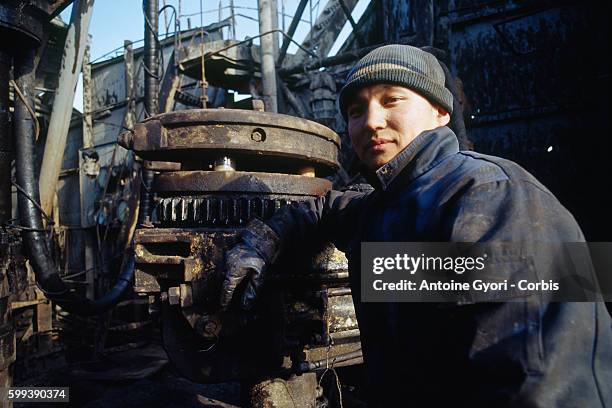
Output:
[251, 128, 266, 142]
[213, 156, 236, 171]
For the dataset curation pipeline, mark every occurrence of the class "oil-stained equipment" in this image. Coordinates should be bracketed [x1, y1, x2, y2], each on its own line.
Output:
[120, 108, 362, 404]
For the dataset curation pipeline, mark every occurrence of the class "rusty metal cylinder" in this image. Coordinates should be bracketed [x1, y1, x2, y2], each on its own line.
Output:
[0, 50, 11, 224]
[143, 0, 159, 117]
[140, 0, 160, 226]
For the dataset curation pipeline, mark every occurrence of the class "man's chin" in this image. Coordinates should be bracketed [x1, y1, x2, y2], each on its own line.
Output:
[364, 157, 392, 171]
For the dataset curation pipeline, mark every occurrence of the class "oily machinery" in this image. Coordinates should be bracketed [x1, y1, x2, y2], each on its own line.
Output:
[119, 108, 362, 405]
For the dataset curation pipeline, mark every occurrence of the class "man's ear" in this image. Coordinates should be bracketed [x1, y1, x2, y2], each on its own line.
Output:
[435, 105, 451, 127]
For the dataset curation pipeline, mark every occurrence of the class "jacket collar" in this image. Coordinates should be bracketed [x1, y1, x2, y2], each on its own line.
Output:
[361, 126, 459, 191]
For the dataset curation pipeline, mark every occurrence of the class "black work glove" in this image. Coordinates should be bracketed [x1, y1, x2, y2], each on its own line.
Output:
[220, 218, 281, 311]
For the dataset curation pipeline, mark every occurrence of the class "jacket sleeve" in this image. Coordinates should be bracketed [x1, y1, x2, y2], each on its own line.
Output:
[264, 189, 367, 253]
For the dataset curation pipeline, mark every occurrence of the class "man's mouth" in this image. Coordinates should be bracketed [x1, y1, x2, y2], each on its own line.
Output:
[366, 139, 393, 152]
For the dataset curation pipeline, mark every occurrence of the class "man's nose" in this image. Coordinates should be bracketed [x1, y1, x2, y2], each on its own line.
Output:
[364, 105, 386, 130]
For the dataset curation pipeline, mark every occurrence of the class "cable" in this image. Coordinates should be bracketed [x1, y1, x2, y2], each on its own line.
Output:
[143, 2, 165, 86]
[11, 180, 54, 226]
[205, 29, 318, 61]
[10, 80, 40, 141]
[159, 4, 178, 40]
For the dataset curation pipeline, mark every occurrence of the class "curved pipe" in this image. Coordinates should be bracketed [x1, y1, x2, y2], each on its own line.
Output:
[14, 49, 134, 316]
[295, 349, 363, 374]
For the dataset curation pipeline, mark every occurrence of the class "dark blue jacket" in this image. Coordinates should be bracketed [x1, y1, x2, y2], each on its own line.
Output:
[267, 126, 612, 407]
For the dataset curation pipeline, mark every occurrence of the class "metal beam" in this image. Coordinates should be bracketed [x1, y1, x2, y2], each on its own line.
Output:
[123, 40, 136, 128]
[277, 0, 308, 67]
[338, 0, 364, 47]
[82, 34, 93, 149]
[293, 0, 359, 64]
[279, 44, 378, 76]
[39, 0, 95, 217]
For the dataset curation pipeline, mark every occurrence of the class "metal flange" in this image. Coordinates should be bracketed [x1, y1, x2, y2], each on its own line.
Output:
[0, 1, 57, 49]
[154, 171, 332, 196]
[119, 109, 341, 175]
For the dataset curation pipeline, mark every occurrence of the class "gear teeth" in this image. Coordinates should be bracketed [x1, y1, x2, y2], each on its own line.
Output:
[171, 198, 180, 222]
[154, 196, 302, 227]
[181, 198, 193, 222]
[241, 197, 249, 225]
[218, 199, 226, 226]
[192, 198, 202, 223]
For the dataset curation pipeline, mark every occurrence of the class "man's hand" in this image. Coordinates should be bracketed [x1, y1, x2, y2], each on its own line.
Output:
[220, 242, 267, 311]
[220, 218, 280, 312]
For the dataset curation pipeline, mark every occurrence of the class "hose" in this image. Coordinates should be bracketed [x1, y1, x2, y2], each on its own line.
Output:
[13, 49, 134, 316]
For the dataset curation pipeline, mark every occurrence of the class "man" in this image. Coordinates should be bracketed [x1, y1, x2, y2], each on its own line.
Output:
[221, 45, 612, 406]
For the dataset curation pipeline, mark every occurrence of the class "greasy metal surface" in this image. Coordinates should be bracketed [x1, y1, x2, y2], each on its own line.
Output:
[143, 0, 159, 116]
[0, 1, 45, 48]
[451, 5, 585, 119]
[133, 228, 239, 285]
[134, 270, 161, 293]
[122, 109, 340, 172]
[448, 2, 611, 239]
[0, 0, 74, 49]
[249, 373, 318, 408]
[133, 225, 360, 382]
[382, 0, 434, 45]
[327, 294, 359, 334]
[0, 231, 27, 300]
[123, 104, 354, 382]
[303, 342, 363, 369]
[309, 243, 349, 273]
[281, 285, 358, 347]
[154, 171, 332, 195]
[1, 230, 27, 388]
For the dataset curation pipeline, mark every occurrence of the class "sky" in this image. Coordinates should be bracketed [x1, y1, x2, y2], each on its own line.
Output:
[59, 0, 369, 111]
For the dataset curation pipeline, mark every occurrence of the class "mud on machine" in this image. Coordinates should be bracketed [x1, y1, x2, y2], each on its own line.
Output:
[119, 108, 362, 406]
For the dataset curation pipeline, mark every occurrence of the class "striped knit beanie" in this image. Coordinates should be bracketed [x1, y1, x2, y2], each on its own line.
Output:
[338, 44, 454, 119]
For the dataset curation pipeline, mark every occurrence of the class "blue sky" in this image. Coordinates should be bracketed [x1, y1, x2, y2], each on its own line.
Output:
[60, 0, 369, 111]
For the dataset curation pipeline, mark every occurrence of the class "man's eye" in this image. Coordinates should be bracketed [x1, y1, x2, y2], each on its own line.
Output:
[385, 96, 404, 104]
[347, 106, 364, 117]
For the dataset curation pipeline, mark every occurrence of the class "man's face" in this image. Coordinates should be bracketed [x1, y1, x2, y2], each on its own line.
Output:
[346, 84, 450, 170]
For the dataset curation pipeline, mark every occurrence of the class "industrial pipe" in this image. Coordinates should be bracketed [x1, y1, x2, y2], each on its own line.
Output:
[258, 0, 278, 112]
[139, 0, 159, 226]
[144, 0, 159, 116]
[295, 350, 363, 374]
[0, 50, 11, 224]
[14, 49, 135, 315]
[14, 50, 66, 296]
